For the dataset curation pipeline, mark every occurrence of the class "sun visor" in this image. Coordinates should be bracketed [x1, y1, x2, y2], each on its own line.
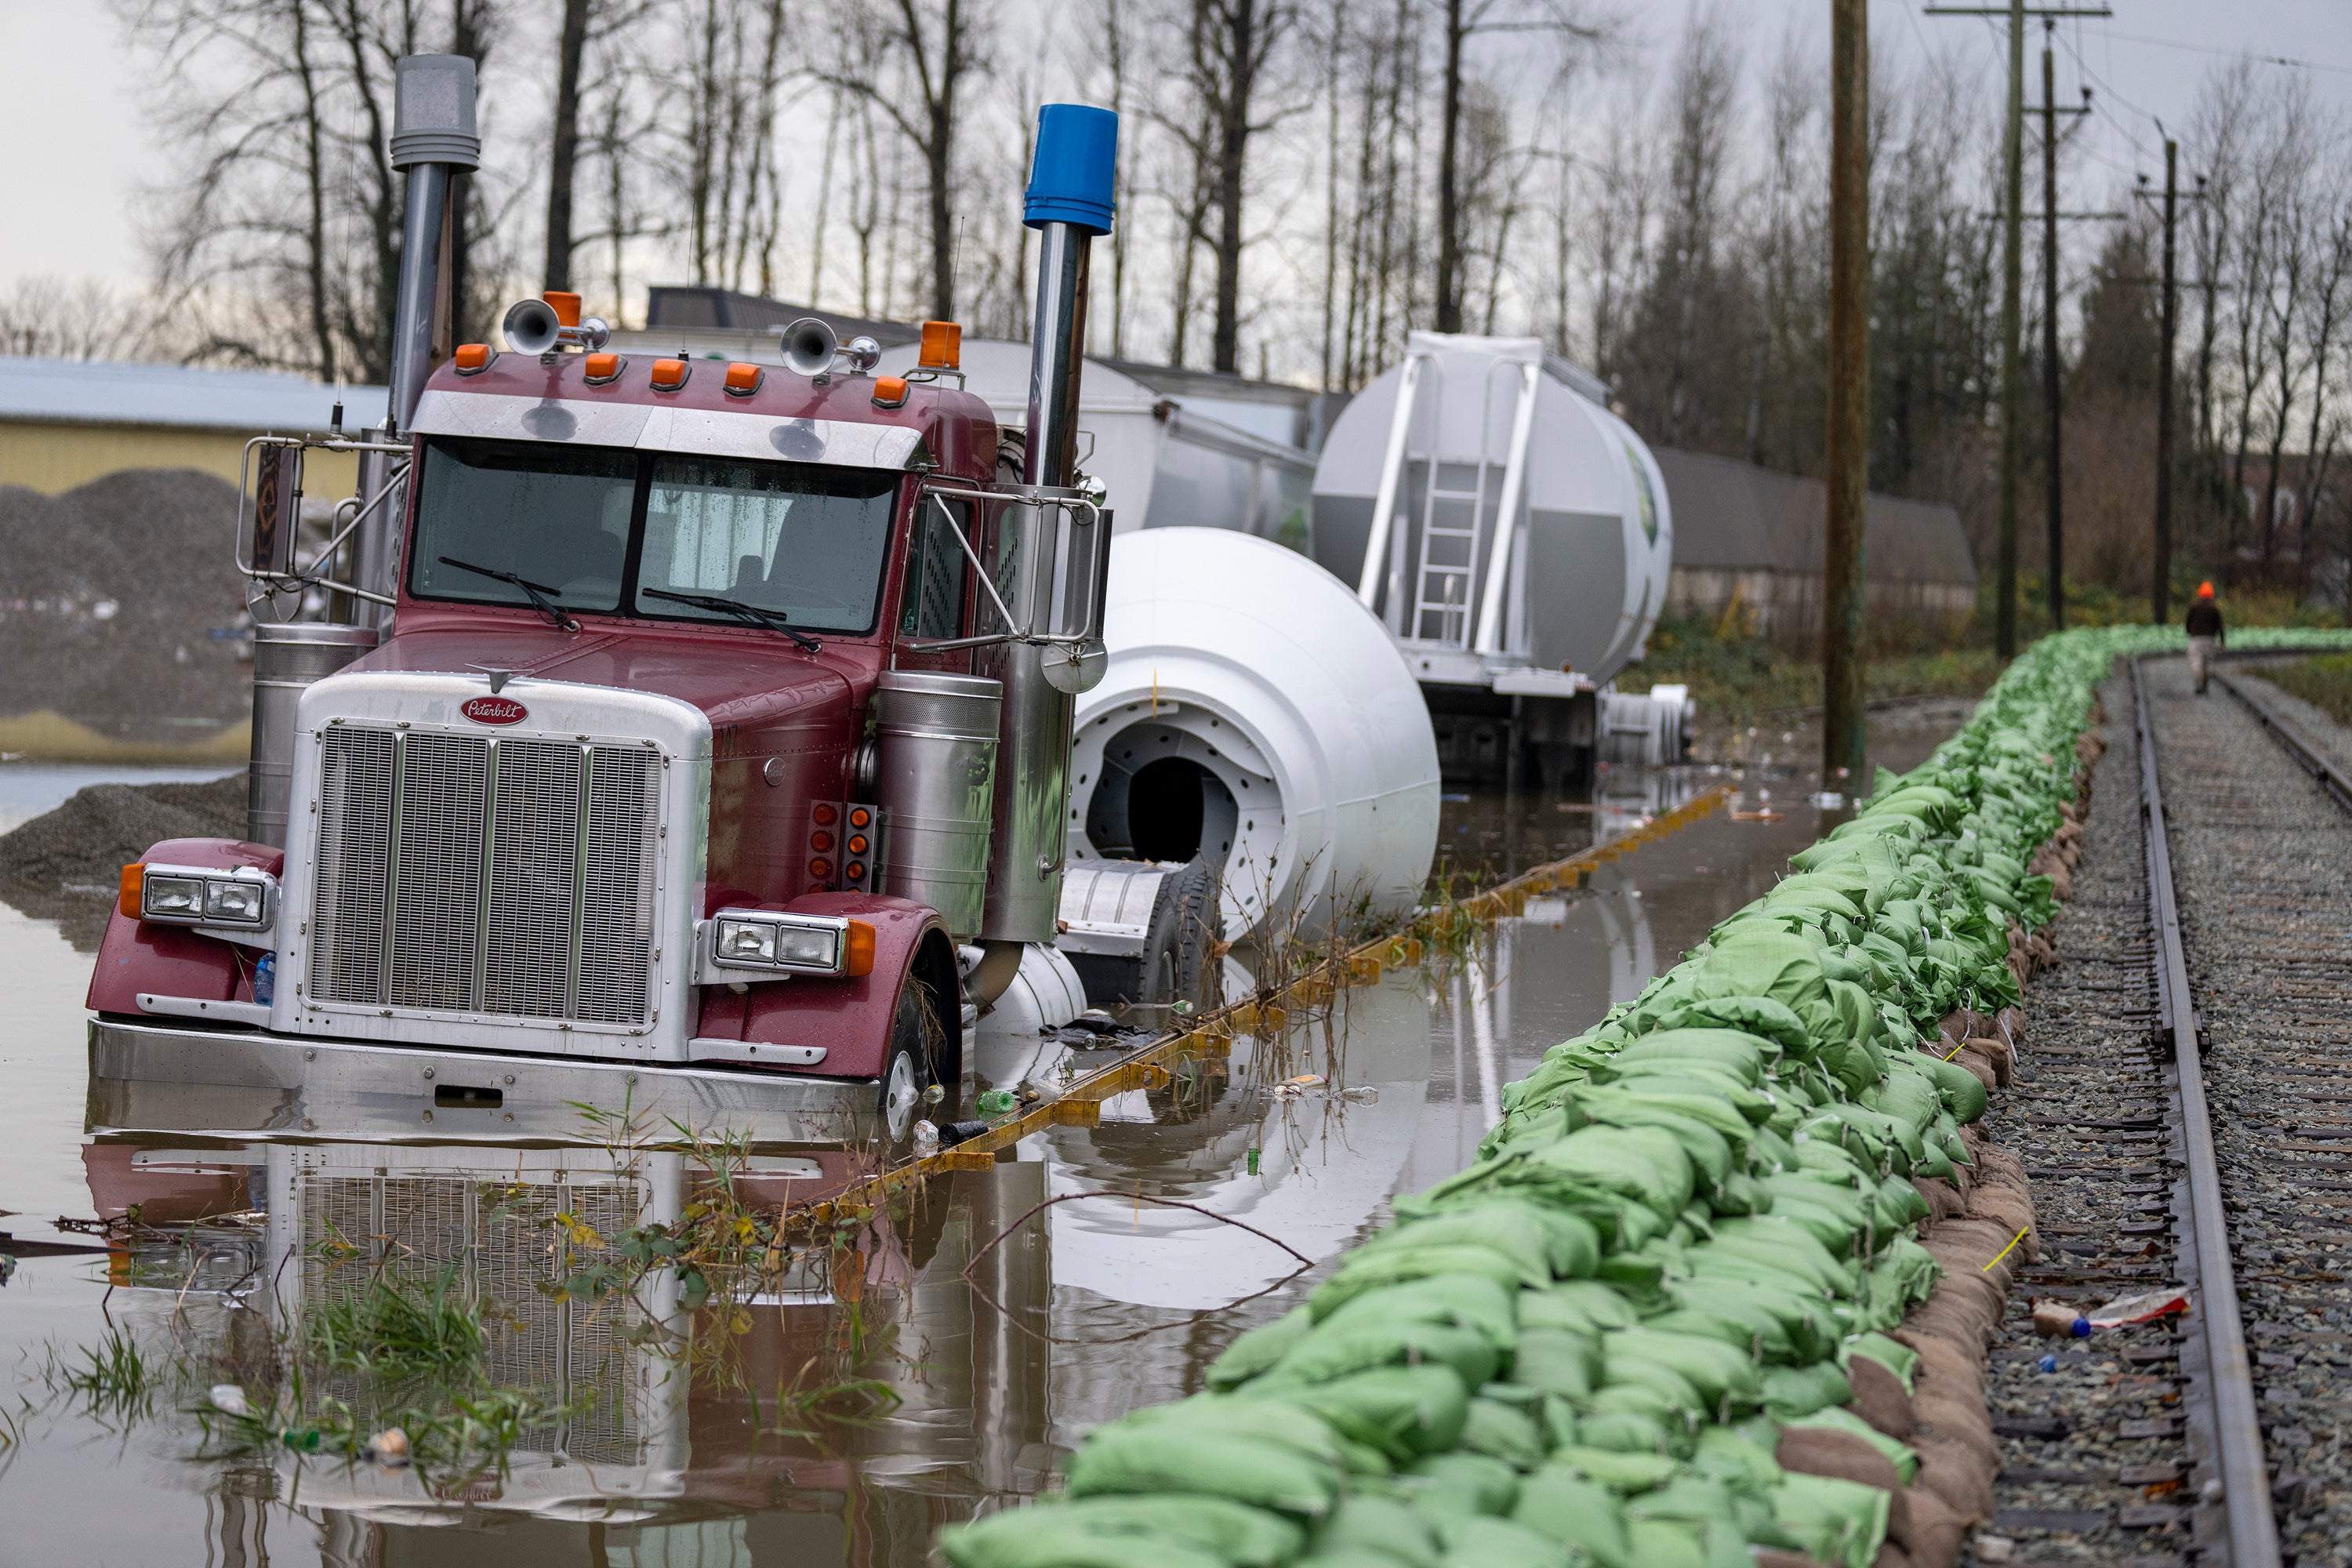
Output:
[411, 390, 928, 471]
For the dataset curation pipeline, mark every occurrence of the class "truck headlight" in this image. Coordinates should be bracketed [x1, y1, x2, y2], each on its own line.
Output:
[700, 911, 873, 979]
[127, 863, 278, 931]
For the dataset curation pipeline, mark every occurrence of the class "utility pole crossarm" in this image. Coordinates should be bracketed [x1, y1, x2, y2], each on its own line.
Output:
[1922, 5, 2109, 13]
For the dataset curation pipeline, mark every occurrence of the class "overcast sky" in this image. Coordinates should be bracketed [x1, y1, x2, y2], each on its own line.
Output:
[2, 0, 2350, 294]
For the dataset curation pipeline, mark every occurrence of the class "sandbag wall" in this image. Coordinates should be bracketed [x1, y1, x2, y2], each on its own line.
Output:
[938, 626, 2344, 1568]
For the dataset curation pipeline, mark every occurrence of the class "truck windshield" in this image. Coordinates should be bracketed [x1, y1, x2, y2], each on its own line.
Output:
[409, 438, 902, 636]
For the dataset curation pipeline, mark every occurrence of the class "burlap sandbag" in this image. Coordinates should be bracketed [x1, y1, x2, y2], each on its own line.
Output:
[1902, 1280, 1997, 1353]
[1888, 1332, 1984, 1403]
[1911, 1177, 1967, 1224]
[1961, 1186, 2036, 1265]
[1893, 1486, 1965, 1568]
[1777, 1427, 1912, 1550]
[1911, 1388, 1998, 1475]
[1873, 1544, 1917, 1568]
[1756, 1552, 1835, 1568]
[1907, 1434, 1993, 1523]
[1920, 1233, 2016, 1305]
[1951, 1047, 1999, 1095]
[1845, 1354, 1916, 1440]
[1962, 1035, 2014, 1086]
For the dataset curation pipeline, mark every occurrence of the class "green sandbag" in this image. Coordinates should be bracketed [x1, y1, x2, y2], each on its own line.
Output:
[1309, 1495, 1442, 1568]
[1576, 1406, 1679, 1456]
[1312, 1243, 1530, 1316]
[1612, 1029, 1773, 1085]
[1772, 1468, 1892, 1568]
[1568, 1102, 1733, 1191]
[1435, 1514, 1571, 1568]
[1276, 1363, 1472, 1461]
[1873, 1174, 1932, 1233]
[1377, 1196, 1599, 1281]
[1512, 1465, 1634, 1568]
[1403, 1450, 1522, 1519]
[1624, 1519, 1709, 1568]
[1290, 1551, 1420, 1568]
[1506, 1326, 1599, 1399]
[951, 1497, 1308, 1568]
[1571, 1083, 1757, 1142]
[1460, 1394, 1548, 1467]
[1588, 1063, 1777, 1123]
[1123, 1393, 1347, 1465]
[1692, 1421, 1785, 1490]
[1916, 1052, 1990, 1123]
[1606, 1326, 1763, 1409]
[1065, 1426, 1340, 1517]
[1273, 1320, 1501, 1389]
[1689, 929, 1831, 1017]
[1550, 1445, 1683, 1493]
[1707, 1218, 1857, 1294]
[1316, 1271, 1518, 1350]
[1207, 1307, 1314, 1391]
[1524, 1123, 1695, 1217]
[1632, 995, 1813, 1056]
[1525, 1279, 1639, 1330]
[1760, 1360, 1853, 1421]
[1595, 1357, 1704, 1417]
[938, 1513, 1231, 1568]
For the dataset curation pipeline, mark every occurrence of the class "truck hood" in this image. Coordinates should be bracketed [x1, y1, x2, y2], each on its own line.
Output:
[350, 626, 859, 733]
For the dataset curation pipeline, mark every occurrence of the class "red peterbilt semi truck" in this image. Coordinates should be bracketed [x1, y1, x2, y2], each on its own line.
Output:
[88, 56, 1123, 1150]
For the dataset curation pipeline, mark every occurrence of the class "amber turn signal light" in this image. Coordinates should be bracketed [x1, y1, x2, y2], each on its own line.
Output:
[118, 863, 143, 919]
[583, 351, 622, 383]
[845, 920, 876, 978]
[847, 805, 872, 829]
[811, 830, 836, 855]
[453, 343, 492, 372]
[872, 375, 909, 408]
[809, 857, 834, 881]
[918, 320, 961, 370]
[649, 358, 689, 390]
[724, 361, 762, 395]
[812, 802, 839, 826]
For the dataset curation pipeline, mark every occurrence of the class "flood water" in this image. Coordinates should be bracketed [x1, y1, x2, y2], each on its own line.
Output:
[0, 714, 1957, 1566]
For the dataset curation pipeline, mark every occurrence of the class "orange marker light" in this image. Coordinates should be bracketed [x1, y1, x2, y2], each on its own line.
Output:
[846, 833, 869, 856]
[453, 343, 492, 372]
[844, 860, 866, 883]
[811, 830, 836, 854]
[650, 358, 689, 390]
[724, 361, 762, 395]
[583, 351, 622, 383]
[543, 289, 583, 327]
[872, 376, 909, 408]
[809, 858, 834, 881]
[118, 863, 144, 919]
[844, 920, 876, 978]
[847, 805, 871, 829]
[812, 803, 839, 826]
[919, 320, 962, 370]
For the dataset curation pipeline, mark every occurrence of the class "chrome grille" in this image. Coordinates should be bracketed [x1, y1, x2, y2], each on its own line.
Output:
[308, 724, 661, 1025]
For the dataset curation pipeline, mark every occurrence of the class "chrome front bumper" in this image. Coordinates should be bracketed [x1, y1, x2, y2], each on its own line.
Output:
[87, 1017, 880, 1147]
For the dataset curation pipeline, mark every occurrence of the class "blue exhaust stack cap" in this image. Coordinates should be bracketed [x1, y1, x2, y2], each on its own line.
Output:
[1024, 104, 1118, 235]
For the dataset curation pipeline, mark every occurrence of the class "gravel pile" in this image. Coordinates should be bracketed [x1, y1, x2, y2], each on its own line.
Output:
[0, 468, 252, 743]
[0, 771, 247, 949]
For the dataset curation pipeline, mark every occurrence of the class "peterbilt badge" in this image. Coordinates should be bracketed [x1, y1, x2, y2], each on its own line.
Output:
[460, 695, 528, 726]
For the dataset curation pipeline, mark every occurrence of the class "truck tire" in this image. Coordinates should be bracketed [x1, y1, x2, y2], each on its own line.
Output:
[879, 975, 941, 1149]
[1138, 857, 1219, 1014]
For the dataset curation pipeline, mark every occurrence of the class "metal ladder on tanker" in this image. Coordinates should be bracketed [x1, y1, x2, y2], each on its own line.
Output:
[1356, 344, 1544, 658]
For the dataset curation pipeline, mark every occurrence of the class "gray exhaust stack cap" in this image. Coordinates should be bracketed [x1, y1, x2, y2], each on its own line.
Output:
[390, 55, 481, 171]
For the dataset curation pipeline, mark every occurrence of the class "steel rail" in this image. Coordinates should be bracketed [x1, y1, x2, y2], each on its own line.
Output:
[2215, 667, 2352, 815]
[2132, 655, 2279, 1568]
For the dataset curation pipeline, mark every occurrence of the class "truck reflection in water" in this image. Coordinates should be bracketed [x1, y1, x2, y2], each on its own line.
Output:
[67, 862, 1696, 1566]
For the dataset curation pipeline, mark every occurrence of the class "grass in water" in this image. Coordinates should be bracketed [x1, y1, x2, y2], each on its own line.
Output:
[306, 1266, 487, 1380]
[48, 1324, 160, 1428]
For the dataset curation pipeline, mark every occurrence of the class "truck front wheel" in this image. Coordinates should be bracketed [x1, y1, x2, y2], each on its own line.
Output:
[879, 975, 939, 1149]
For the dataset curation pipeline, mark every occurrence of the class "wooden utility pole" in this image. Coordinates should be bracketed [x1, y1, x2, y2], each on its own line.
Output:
[2154, 138, 2179, 626]
[1926, 3, 2107, 655]
[2042, 27, 2066, 630]
[1999, 0, 2027, 656]
[1824, 0, 1868, 797]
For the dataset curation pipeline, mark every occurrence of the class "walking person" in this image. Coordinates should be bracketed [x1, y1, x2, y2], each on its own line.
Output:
[2185, 581, 2224, 694]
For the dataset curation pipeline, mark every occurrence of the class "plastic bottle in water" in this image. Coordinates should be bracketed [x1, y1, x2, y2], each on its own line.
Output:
[253, 953, 276, 1007]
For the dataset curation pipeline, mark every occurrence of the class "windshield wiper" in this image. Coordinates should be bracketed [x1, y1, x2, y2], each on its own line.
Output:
[643, 589, 822, 652]
[437, 556, 581, 633]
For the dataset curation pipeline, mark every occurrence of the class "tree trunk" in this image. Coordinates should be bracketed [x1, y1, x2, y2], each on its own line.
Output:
[1434, 0, 1464, 333]
[544, 0, 592, 292]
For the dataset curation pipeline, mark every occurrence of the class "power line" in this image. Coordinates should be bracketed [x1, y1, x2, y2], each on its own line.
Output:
[2085, 27, 2352, 78]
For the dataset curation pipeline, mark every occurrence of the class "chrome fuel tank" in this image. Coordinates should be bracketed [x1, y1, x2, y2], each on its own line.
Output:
[873, 671, 1001, 940]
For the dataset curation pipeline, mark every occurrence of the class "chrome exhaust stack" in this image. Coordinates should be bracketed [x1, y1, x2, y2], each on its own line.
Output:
[974, 105, 1119, 947]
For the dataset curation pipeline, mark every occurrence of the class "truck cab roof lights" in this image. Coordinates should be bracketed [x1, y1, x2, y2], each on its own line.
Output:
[583, 351, 624, 384]
[453, 343, 493, 373]
[872, 376, 909, 408]
[918, 321, 962, 371]
[649, 358, 690, 392]
[543, 290, 583, 328]
[724, 361, 764, 396]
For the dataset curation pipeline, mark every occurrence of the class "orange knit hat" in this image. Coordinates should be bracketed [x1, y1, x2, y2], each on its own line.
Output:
[2197, 581, 2215, 598]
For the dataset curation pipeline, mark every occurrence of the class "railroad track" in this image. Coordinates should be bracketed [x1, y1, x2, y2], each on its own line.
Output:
[1978, 653, 2352, 1566]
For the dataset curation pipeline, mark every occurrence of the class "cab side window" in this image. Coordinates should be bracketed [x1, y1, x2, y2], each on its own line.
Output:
[899, 497, 971, 640]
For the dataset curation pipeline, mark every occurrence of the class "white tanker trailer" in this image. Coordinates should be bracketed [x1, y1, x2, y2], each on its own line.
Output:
[1312, 332, 1689, 786]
